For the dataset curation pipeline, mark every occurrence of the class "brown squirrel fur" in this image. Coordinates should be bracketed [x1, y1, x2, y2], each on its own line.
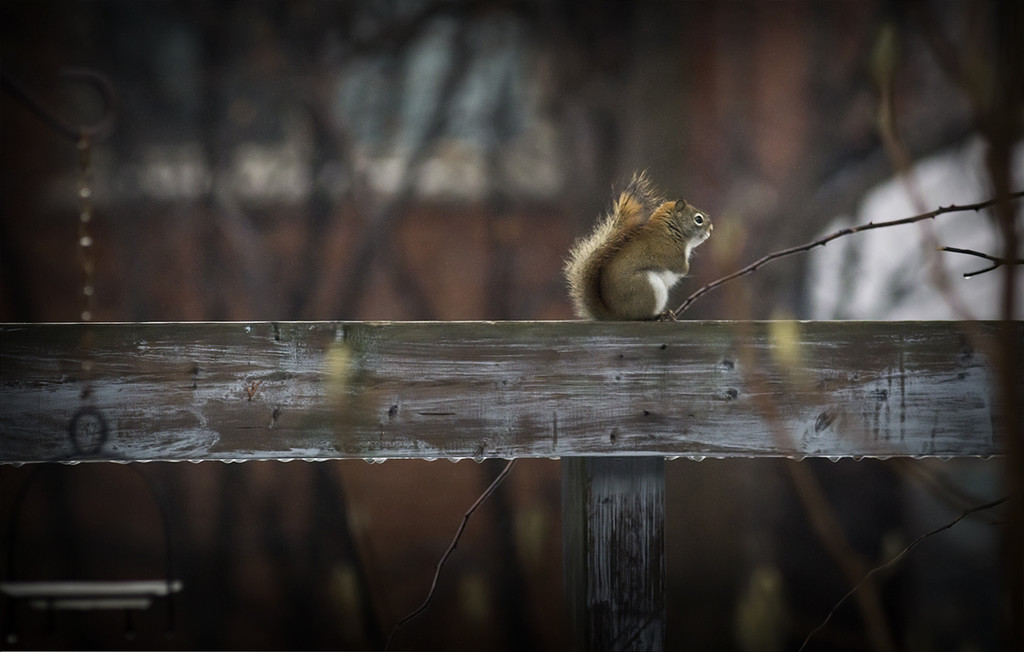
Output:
[564, 172, 712, 320]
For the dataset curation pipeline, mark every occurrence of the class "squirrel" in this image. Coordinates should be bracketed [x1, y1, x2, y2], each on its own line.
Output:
[564, 172, 713, 320]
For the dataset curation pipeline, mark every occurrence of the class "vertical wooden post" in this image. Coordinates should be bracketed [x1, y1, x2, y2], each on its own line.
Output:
[563, 457, 665, 651]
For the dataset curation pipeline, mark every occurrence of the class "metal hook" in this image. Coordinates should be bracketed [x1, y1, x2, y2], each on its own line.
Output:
[1, 67, 117, 142]
[67, 405, 110, 456]
[2, 465, 182, 642]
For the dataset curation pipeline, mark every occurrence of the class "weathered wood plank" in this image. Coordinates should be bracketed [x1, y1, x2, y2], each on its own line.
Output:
[0, 321, 1016, 463]
[563, 457, 664, 651]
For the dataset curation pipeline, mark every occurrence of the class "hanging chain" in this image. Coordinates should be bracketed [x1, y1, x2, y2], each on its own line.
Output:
[77, 132, 96, 324]
[71, 131, 108, 455]
[75, 132, 97, 403]
[2, 70, 115, 456]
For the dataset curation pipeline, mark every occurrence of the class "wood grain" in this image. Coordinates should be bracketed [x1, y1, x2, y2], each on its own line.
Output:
[0, 321, 1016, 462]
[563, 457, 665, 650]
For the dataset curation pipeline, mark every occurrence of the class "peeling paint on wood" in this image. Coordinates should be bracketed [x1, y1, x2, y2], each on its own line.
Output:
[0, 321, 1016, 463]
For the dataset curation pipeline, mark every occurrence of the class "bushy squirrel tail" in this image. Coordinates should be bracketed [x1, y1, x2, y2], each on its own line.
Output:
[564, 172, 664, 319]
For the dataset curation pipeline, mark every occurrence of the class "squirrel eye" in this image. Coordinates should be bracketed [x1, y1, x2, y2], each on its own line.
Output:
[693, 214, 704, 225]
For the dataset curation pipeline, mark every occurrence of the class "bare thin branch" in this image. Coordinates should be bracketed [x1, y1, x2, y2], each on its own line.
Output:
[799, 496, 1008, 652]
[786, 461, 896, 651]
[940, 246, 1024, 278]
[672, 191, 1024, 317]
[385, 458, 517, 650]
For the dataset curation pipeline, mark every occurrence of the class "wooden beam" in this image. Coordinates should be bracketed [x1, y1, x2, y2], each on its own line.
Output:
[0, 321, 1015, 463]
[563, 457, 664, 651]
